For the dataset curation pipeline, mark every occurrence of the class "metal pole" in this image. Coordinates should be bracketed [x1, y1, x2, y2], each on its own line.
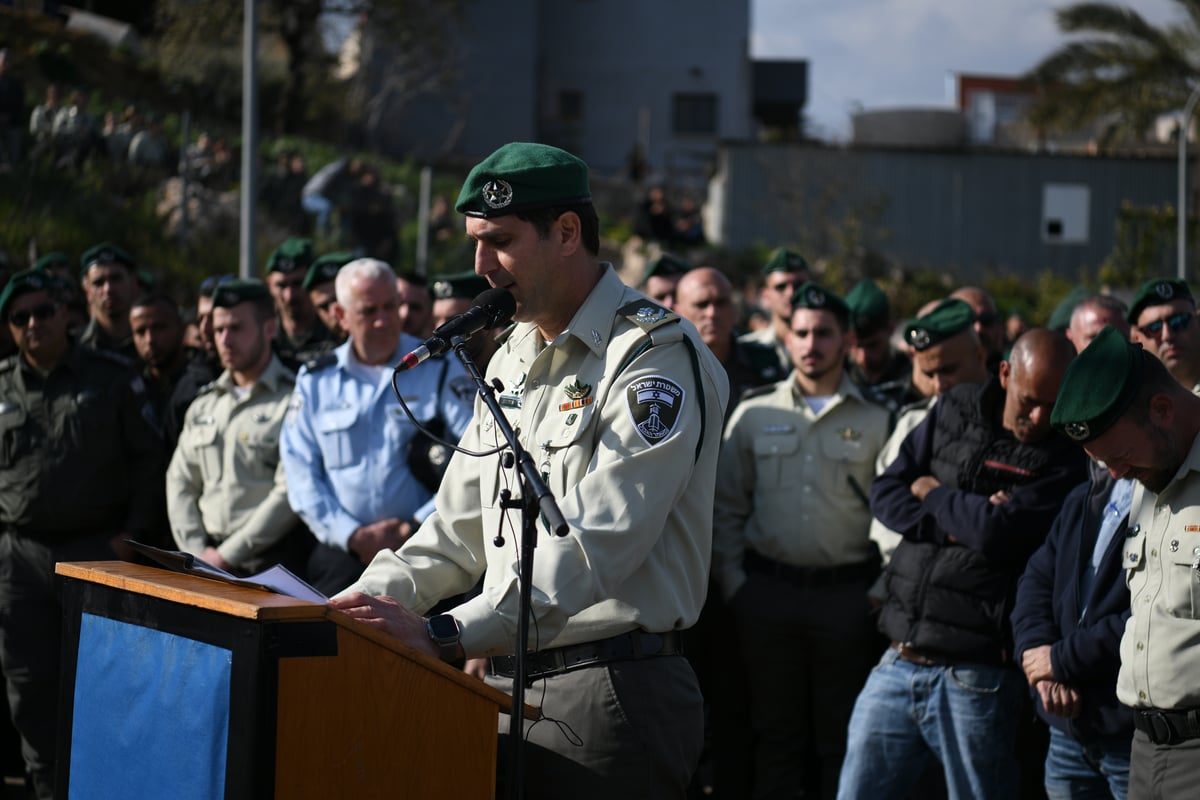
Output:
[1177, 85, 1200, 281]
[179, 109, 191, 254]
[416, 165, 432, 276]
[239, 0, 259, 279]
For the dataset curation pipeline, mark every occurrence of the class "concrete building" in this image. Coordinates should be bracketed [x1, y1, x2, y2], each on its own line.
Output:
[353, 0, 803, 186]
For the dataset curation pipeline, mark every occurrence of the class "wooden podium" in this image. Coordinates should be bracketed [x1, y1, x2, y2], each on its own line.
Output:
[54, 561, 517, 799]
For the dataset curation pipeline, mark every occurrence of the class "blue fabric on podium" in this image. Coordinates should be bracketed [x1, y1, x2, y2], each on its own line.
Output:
[69, 614, 232, 799]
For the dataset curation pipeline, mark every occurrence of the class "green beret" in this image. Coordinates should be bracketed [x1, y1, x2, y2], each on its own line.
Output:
[1046, 285, 1090, 331]
[34, 252, 70, 272]
[1127, 278, 1194, 323]
[302, 251, 354, 291]
[845, 279, 890, 331]
[432, 271, 490, 300]
[1051, 325, 1146, 443]
[790, 282, 850, 325]
[643, 253, 693, 283]
[903, 298, 975, 352]
[0, 269, 54, 317]
[455, 142, 591, 218]
[762, 248, 809, 277]
[80, 242, 135, 273]
[267, 237, 315, 274]
[211, 278, 270, 309]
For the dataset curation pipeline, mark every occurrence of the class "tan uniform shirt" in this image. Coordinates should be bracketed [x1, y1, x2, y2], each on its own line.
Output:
[1118, 431, 1200, 710]
[712, 374, 890, 600]
[343, 265, 729, 657]
[166, 356, 298, 572]
[868, 397, 935, 563]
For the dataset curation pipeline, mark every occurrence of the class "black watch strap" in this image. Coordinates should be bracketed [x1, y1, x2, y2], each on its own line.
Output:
[426, 614, 461, 662]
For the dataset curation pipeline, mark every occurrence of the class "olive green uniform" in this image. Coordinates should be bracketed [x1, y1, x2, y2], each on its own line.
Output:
[166, 355, 303, 573]
[0, 344, 164, 798]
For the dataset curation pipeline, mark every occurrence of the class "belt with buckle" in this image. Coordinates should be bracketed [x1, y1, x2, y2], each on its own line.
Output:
[744, 550, 879, 588]
[1133, 707, 1200, 745]
[489, 630, 682, 683]
[891, 641, 945, 667]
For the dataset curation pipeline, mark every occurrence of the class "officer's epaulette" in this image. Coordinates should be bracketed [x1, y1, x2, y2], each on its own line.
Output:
[617, 300, 679, 333]
[494, 321, 519, 346]
[195, 379, 219, 397]
[304, 352, 338, 373]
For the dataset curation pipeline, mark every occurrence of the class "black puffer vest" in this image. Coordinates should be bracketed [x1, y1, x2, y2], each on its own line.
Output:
[879, 379, 1070, 664]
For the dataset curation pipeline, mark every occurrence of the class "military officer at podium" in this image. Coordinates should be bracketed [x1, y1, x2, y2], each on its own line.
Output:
[330, 142, 729, 797]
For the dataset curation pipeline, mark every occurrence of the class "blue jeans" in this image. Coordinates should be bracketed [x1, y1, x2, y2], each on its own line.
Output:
[837, 647, 1024, 800]
[1044, 726, 1129, 800]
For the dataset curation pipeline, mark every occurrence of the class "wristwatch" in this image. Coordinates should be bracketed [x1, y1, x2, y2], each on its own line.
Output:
[426, 614, 462, 662]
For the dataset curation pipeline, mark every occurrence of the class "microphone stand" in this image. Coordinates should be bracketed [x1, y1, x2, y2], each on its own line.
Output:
[448, 335, 568, 800]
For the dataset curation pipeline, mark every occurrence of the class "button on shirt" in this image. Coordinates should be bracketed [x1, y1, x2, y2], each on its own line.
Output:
[280, 337, 474, 551]
[1118, 432, 1200, 710]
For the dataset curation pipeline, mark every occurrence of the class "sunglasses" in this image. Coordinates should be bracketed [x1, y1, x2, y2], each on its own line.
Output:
[8, 302, 57, 327]
[1138, 311, 1194, 339]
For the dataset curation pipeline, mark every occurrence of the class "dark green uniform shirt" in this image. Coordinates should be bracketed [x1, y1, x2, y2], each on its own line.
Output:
[272, 319, 336, 373]
[0, 345, 165, 541]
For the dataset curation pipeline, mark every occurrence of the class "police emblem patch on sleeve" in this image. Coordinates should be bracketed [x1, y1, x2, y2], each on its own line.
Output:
[626, 375, 686, 446]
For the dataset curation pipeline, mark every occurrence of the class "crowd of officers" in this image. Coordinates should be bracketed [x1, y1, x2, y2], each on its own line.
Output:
[2, 210, 1199, 799]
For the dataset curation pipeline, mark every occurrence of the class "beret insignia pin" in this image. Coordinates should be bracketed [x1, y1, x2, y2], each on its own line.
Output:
[806, 287, 825, 306]
[1156, 281, 1174, 298]
[483, 179, 514, 209]
[908, 327, 931, 349]
[1064, 421, 1090, 441]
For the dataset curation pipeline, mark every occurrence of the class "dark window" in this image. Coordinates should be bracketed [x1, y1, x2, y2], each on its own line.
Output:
[559, 90, 583, 123]
[673, 93, 718, 135]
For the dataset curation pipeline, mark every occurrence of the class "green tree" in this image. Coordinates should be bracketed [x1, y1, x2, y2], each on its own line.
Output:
[1024, 1, 1200, 148]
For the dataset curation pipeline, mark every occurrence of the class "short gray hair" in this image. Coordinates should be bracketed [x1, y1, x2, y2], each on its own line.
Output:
[335, 258, 396, 307]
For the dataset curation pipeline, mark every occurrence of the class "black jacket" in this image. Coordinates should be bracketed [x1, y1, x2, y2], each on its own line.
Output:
[871, 379, 1087, 663]
[1011, 468, 1133, 740]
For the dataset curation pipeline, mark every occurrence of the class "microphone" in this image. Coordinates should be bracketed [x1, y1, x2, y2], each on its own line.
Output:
[395, 287, 515, 371]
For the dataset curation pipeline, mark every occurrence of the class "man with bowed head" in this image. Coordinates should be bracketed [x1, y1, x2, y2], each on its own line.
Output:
[1050, 326, 1200, 799]
[330, 142, 729, 797]
[839, 329, 1086, 800]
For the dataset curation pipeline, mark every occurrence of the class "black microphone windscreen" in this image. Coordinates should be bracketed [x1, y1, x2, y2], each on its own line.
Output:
[473, 287, 516, 326]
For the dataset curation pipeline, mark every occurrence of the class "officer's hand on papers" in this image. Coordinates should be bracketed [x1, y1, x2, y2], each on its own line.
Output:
[348, 518, 416, 565]
[329, 592, 440, 659]
[201, 546, 233, 573]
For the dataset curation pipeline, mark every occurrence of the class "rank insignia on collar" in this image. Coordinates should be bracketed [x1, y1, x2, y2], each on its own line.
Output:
[838, 427, 861, 441]
[591, 329, 603, 346]
[635, 306, 665, 324]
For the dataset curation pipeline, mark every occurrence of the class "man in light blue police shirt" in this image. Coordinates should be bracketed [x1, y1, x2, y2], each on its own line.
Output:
[281, 258, 474, 595]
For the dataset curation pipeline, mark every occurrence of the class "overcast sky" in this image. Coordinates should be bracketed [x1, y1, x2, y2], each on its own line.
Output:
[750, 0, 1183, 141]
